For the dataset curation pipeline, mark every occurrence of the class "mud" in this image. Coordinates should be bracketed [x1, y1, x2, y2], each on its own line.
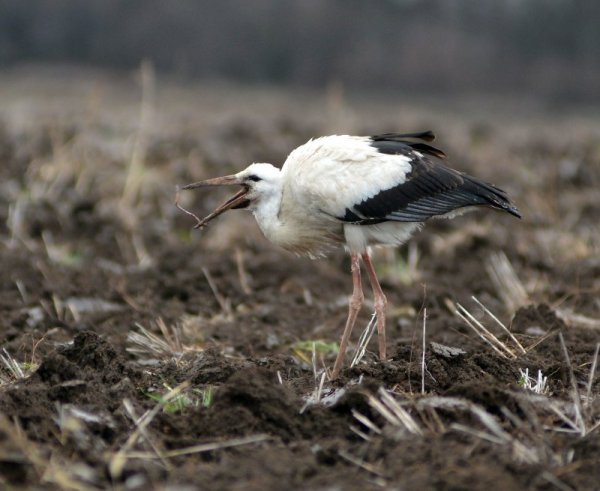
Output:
[0, 69, 599, 490]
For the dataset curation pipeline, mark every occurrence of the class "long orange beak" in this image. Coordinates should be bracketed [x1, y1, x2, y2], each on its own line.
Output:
[178, 175, 249, 229]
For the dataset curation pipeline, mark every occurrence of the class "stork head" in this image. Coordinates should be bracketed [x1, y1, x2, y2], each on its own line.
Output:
[179, 163, 281, 228]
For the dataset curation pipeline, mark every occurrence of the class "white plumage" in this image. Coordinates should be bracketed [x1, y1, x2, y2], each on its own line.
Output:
[280, 136, 416, 255]
[180, 131, 520, 378]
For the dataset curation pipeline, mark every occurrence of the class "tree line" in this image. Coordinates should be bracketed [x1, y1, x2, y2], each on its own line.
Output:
[0, 0, 598, 99]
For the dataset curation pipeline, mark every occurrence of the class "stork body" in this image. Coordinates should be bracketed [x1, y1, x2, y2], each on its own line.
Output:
[180, 132, 521, 379]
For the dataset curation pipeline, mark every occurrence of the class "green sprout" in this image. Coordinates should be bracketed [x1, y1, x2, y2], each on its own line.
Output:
[291, 340, 339, 365]
[145, 384, 213, 413]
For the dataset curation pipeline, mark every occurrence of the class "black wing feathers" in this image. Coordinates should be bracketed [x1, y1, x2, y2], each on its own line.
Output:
[341, 153, 521, 224]
[372, 131, 436, 142]
[370, 132, 447, 160]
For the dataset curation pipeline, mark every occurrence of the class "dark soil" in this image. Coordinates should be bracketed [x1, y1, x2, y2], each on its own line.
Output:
[0, 69, 599, 490]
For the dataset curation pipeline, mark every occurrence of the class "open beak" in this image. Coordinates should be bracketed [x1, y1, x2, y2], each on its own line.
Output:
[179, 175, 250, 229]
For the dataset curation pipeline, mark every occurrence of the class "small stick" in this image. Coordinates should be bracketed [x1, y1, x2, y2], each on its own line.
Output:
[539, 472, 575, 491]
[0, 414, 95, 491]
[450, 423, 505, 445]
[123, 399, 171, 471]
[558, 332, 585, 435]
[352, 409, 383, 435]
[556, 309, 600, 330]
[235, 247, 252, 294]
[485, 251, 528, 312]
[350, 313, 377, 368]
[124, 434, 270, 459]
[378, 389, 422, 435]
[349, 425, 372, 441]
[109, 381, 190, 479]
[367, 389, 422, 435]
[586, 343, 600, 410]
[201, 267, 232, 316]
[472, 296, 527, 354]
[1, 348, 24, 379]
[421, 307, 427, 394]
[174, 186, 204, 229]
[547, 402, 581, 434]
[15, 280, 28, 304]
[311, 342, 318, 380]
[453, 303, 514, 359]
[316, 371, 326, 402]
[455, 302, 517, 358]
[338, 450, 386, 479]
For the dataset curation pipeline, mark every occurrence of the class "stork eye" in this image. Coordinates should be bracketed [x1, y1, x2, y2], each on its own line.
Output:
[247, 175, 262, 182]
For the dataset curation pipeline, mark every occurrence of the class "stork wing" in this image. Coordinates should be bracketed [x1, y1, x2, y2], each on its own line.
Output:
[281, 134, 521, 226]
[348, 153, 521, 223]
[371, 132, 447, 160]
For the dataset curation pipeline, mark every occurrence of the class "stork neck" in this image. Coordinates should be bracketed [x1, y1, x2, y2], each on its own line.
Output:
[252, 186, 283, 236]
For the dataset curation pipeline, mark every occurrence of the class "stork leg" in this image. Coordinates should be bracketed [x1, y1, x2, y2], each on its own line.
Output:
[331, 253, 363, 380]
[362, 252, 387, 361]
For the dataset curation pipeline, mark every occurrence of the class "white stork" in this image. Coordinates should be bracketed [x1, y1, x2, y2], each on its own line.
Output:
[179, 131, 521, 379]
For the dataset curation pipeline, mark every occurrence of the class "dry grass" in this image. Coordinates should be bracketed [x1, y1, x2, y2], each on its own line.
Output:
[127, 317, 204, 362]
[0, 413, 98, 491]
[350, 313, 377, 369]
[0, 346, 40, 386]
[0, 67, 598, 490]
[446, 296, 525, 359]
[349, 387, 593, 489]
[485, 251, 529, 314]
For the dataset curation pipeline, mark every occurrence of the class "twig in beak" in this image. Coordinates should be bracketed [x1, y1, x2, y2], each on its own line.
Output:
[177, 185, 249, 230]
[176, 173, 249, 229]
[174, 186, 205, 229]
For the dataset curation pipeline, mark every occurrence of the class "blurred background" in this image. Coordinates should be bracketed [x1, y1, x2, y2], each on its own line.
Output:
[1, 0, 599, 103]
[0, 0, 598, 317]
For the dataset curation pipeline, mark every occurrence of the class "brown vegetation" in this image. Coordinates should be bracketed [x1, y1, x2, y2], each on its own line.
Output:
[0, 68, 599, 490]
